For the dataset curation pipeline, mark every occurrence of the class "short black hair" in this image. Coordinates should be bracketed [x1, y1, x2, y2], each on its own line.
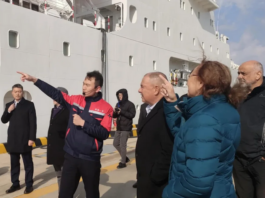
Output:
[86, 71, 103, 88]
[12, 84, 23, 90]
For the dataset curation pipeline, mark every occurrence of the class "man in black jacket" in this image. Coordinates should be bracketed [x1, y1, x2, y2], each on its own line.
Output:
[113, 89, 136, 168]
[233, 60, 265, 198]
[1, 84, 37, 194]
[136, 72, 174, 198]
[17, 71, 113, 198]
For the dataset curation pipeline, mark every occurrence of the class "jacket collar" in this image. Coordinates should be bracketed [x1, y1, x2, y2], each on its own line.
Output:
[247, 77, 265, 99]
[178, 94, 227, 119]
[85, 92, 102, 102]
[15, 97, 25, 104]
[137, 98, 163, 133]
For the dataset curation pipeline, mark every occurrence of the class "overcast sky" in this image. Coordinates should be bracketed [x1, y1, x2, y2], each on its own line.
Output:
[215, 0, 265, 66]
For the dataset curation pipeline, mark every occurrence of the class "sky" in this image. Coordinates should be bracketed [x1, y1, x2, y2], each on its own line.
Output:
[215, 0, 265, 66]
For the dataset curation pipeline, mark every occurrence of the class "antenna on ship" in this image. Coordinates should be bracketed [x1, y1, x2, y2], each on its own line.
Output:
[216, 0, 223, 32]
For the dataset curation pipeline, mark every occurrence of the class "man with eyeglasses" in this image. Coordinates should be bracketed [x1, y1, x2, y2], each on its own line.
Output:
[233, 60, 265, 198]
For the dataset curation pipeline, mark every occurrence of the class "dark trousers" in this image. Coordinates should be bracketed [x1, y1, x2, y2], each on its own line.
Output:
[10, 151, 34, 187]
[59, 153, 101, 198]
[53, 164, 62, 192]
[233, 156, 265, 198]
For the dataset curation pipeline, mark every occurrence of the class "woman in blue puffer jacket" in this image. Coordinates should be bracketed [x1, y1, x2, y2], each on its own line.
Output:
[160, 60, 250, 198]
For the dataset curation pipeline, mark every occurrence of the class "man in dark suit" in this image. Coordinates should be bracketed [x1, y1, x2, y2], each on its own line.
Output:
[136, 72, 174, 198]
[1, 84, 37, 194]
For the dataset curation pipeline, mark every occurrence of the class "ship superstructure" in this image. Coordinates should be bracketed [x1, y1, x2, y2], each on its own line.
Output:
[0, 0, 239, 142]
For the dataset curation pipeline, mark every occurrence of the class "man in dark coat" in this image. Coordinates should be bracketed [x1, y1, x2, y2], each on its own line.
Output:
[234, 61, 265, 198]
[47, 87, 69, 192]
[1, 84, 37, 194]
[136, 72, 174, 198]
[113, 89, 136, 168]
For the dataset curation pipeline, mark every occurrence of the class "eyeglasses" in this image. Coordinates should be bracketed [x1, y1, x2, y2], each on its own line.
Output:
[187, 74, 198, 79]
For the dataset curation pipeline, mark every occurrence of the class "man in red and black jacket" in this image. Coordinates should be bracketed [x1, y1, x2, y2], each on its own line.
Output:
[17, 71, 113, 198]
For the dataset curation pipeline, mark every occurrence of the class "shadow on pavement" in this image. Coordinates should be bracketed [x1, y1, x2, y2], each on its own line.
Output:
[100, 174, 136, 198]
[73, 173, 136, 198]
[33, 166, 57, 189]
[0, 166, 9, 176]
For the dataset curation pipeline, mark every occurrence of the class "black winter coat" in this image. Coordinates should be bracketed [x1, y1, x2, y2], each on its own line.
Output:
[237, 77, 265, 159]
[113, 89, 136, 131]
[136, 99, 174, 198]
[1, 98, 37, 153]
[47, 106, 69, 166]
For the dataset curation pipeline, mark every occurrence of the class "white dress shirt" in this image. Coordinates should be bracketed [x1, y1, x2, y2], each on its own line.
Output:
[146, 102, 157, 116]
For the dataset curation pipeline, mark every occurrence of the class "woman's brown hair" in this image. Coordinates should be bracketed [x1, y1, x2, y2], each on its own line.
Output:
[197, 59, 250, 107]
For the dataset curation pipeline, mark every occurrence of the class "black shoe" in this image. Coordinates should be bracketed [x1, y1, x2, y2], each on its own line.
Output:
[6, 185, 21, 194]
[132, 182, 137, 188]
[126, 157, 130, 163]
[117, 162, 126, 169]
[24, 186, 33, 194]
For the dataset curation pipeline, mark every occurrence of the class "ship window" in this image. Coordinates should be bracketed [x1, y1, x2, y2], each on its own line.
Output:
[4, 0, 10, 2]
[216, 33, 219, 40]
[144, 18, 148, 28]
[180, 0, 182, 8]
[198, 12, 200, 19]
[129, 6, 137, 24]
[129, 56, 134, 66]
[191, 7, 194, 15]
[13, 0, 19, 6]
[193, 38, 196, 46]
[153, 21, 157, 31]
[183, 2, 185, 10]
[202, 42, 205, 49]
[210, 45, 212, 52]
[31, 4, 39, 12]
[153, 61, 157, 70]
[210, 19, 214, 26]
[167, 28, 171, 36]
[9, 31, 19, 48]
[180, 33, 183, 41]
[63, 42, 70, 57]
[23, 1, 30, 9]
[217, 48, 219, 55]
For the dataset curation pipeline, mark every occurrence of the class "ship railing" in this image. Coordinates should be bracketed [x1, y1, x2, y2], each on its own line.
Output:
[36, 0, 72, 16]
[1, 0, 73, 20]
[1, 0, 123, 31]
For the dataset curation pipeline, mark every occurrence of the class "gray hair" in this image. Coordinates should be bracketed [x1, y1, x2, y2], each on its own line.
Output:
[144, 72, 168, 86]
[255, 62, 264, 74]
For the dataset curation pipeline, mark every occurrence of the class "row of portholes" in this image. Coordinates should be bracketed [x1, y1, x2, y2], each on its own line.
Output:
[129, 3, 202, 24]
[8, 31, 71, 56]
[128, 5, 222, 56]
[129, 56, 157, 70]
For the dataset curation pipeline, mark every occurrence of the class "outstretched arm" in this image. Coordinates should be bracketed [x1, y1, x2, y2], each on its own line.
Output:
[17, 72, 73, 109]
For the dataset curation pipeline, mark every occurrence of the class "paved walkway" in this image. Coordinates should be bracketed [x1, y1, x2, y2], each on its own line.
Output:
[0, 138, 137, 198]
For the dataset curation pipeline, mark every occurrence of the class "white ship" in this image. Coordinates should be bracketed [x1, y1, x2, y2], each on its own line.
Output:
[0, 0, 239, 143]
